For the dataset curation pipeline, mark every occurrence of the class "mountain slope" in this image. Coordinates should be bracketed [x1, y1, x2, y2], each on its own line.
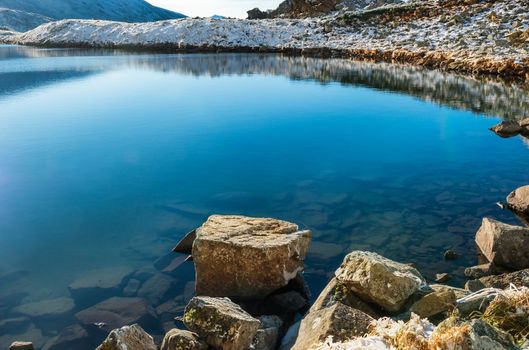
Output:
[0, 8, 52, 31]
[0, 0, 185, 32]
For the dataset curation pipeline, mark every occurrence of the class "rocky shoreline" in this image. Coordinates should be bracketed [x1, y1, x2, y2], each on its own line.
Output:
[1, 0, 529, 81]
[9, 189, 529, 350]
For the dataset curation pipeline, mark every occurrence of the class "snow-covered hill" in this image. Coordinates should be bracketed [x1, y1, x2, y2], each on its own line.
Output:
[0, 0, 185, 32]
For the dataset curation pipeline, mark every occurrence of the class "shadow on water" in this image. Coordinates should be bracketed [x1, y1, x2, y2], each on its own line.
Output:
[1, 44, 529, 349]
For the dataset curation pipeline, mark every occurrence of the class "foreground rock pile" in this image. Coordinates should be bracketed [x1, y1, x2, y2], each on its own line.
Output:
[3, 0, 529, 80]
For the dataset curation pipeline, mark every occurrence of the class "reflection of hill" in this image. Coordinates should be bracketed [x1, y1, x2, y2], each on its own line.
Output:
[128, 54, 529, 120]
[3, 46, 529, 120]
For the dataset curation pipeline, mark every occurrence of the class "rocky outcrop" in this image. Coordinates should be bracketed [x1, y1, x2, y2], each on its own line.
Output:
[183, 296, 261, 350]
[334, 251, 425, 312]
[96, 324, 156, 350]
[192, 215, 311, 299]
[475, 218, 529, 270]
[161, 329, 207, 350]
[507, 185, 529, 225]
[292, 302, 373, 350]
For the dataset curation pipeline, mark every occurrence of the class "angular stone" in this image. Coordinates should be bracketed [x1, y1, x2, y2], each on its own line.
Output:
[409, 290, 457, 318]
[9, 342, 34, 350]
[96, 324, 156, 350]
[14, 298, 75, 319]
[69, 266, 134, 304]
[161, 329, 207, 350]
[43, 324, 91, 350]
[429, 284, 469, 300]
[75, 297, 158, 333]
[335, 251, 425, 312]
[490, 120, 521, 137]
[192, 215, 311, 299]
[475, 218, 529, 270]
[309, 277, 380, 318]
[250, 316, 283, 350]
[137, 273, 175, 305]
[477, 268, 529, 290]
[292, 303, 373, 350]
[507, 185, 529, 224]
[183, 296, 260, 350]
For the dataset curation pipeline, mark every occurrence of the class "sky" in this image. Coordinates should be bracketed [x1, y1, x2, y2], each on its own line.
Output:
[148, 0, 282, 18]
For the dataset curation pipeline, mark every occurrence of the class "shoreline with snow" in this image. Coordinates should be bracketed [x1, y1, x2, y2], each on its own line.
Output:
[2, 0, 529, 81]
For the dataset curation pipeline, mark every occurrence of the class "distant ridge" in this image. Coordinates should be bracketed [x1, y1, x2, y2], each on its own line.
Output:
[0, 0, 185, 32]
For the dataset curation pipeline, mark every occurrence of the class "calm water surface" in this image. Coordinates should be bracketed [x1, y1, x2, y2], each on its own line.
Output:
[1, 45, 529, 348]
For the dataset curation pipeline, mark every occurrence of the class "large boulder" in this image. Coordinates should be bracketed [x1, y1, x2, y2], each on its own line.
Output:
[75, 297, 158, 333]
[291, 302, 374, 350]
[192, 215, 311, 299]
[475, 218, 529, 270]
[183, 296, 261, 350]
[507, 185, 529, 225]
[96, 324, 156, 350]
[334, 251, 425, 312]
[161, 329, 207, 350]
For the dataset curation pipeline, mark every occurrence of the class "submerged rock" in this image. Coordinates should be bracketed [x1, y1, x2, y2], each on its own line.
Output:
[161, 329, 207, 350]
[183, 296, 261, 350]
[335, 251, 425, 312]
[507, 185, 529, 225]
[490, 120, 522, 137]
[292, 302, 373, 350]
[14, 298, 75, 319]
[192, 215, 311, 299]
[96, 324, 156, 350]
[43, 324, 91, 350]
[475, 218, 529, 270]
[68, 266, 134, 304]
[75, 297, 158, 333]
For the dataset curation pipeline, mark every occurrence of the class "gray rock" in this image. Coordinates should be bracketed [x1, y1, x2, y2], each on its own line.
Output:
[183, 296, 261, 350]
[292, 303, 373, 350]
[250, 316, 283, 350]
[96, 324, 157, 350]
[137, 273, 175, 305]
[335, 251, 425, 312]
[192, 215, 311, 299]
[161, 329, 207, 350]
[75, 297, 158, 333]
[9, 342, 34, 350]
[457, 288, 501, 318]
[475, 218, 529, 270]
[43, 324, 90, 350]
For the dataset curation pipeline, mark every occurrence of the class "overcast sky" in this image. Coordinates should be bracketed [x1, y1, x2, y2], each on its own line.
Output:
[148, 0, 282, 18]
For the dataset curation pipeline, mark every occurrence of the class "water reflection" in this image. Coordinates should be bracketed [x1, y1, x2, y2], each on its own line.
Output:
[2, 45, 529, 120]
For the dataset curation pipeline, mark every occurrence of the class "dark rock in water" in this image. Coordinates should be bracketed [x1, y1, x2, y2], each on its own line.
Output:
[162, 255, 188, 275]
[0, 317, 30, 334]
[122, 279, 141, 297]
[161, 329, 207, 350]
[192, 215, 311, 299]
[507, 185, 529, 226]
[137, 273, 176, 305]
[68, 266, 134, 306]
[475, 218, 529, 270]
[490, 120, 521, 137]
[251, 316, 283, 350]
[292, 303, 373, 350]
[14, 298, 75, 319]
[435, 273, 451, 283]
[9, 342, 34, 350]
[96, 324, 157, 350]
[43, 324, 91, 350]
[75, 297, 158, 333]
[172, 230, 196, 255]
[184, 296, 260, 350]
[443, 249, 459, 260]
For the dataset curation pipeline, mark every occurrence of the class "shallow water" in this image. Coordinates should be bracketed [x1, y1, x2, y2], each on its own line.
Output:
[1, 45, 529, 348]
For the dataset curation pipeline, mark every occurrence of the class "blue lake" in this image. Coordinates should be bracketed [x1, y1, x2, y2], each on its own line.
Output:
[1, 45, 529, 348]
